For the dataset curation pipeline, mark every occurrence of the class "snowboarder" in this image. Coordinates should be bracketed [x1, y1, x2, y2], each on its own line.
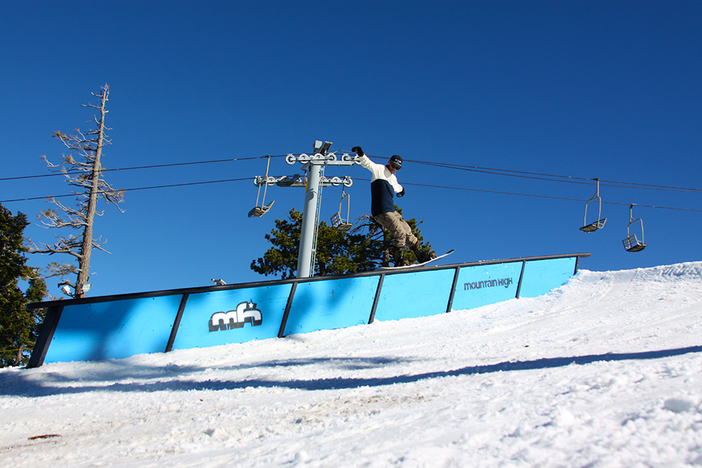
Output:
[352, 146, 435, 267]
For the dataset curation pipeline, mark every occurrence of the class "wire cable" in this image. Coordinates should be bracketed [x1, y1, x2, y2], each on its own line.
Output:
[5, 152, 702, 194]
[0, 154, 288, 182]
[3, 155, 701, 212]
[405, 159, 702, 193]
[401, 180, 702, 212]
[0, 177, 253, 203]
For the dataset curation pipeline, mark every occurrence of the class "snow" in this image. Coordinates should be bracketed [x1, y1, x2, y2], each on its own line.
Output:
[2, 262, 702, 467]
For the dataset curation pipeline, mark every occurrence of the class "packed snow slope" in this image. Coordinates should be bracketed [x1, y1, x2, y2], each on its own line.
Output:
[2, 262, 702, 467]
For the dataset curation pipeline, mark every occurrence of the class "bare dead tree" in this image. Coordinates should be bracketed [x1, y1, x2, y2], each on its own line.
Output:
[32, 84, 124, 298]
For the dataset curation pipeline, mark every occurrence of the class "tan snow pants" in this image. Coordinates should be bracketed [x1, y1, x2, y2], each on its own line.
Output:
[374, 211, 418, 249]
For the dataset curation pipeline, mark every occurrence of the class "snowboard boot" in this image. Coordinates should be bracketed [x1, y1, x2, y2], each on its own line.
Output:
[382, 243, 403, 267]
[382, 244, 396, 267]
[411, 241, 436, 263]
[382, 246, 391, 267]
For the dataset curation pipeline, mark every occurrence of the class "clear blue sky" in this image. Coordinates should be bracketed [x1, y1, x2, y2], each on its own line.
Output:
[2, 1, 701, 297]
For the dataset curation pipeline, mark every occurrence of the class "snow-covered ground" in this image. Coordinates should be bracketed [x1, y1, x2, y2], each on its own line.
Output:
[2, 262, 702, 467]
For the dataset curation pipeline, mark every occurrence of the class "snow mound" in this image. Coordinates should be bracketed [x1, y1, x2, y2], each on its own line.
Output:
[1, 262, 702, 467]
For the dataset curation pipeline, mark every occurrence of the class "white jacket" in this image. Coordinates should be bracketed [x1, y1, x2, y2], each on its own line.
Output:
[359, 155, 403, 216]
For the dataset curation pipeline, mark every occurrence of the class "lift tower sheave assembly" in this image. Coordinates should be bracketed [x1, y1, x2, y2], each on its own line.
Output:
[251, 141, 361, 279]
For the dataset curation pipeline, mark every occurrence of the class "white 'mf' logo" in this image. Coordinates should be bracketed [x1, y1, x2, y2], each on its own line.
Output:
[209, 301, 262, 332]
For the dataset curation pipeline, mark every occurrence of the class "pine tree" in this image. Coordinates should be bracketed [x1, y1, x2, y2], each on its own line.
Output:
[250, 207, 431, 278]
[0, 205, 48, 367]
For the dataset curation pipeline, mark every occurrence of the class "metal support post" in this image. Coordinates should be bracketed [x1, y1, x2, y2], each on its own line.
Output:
[297, 162, 323, 278]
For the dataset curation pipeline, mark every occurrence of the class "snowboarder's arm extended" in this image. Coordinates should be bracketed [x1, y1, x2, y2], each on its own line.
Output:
[357, 153, 375, 171]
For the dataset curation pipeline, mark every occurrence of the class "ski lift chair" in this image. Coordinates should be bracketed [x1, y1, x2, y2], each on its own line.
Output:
[248, 156, 275, 218]
[248, 201, 274, 218]
[580, 178, 607, 232]
[331, 187, 353, 232]
[622, 204, 647, 252]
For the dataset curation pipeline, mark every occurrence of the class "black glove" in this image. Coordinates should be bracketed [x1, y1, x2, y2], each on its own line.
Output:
[397, 188, 405, 197]
[351, 146, 364, 157]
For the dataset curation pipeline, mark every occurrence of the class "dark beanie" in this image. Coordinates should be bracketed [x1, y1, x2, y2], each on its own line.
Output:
[389, 155, 403, 169]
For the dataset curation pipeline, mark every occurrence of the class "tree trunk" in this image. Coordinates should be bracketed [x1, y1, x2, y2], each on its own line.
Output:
[75, 86, 108, 298]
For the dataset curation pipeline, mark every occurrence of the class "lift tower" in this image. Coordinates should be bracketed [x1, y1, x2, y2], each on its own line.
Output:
[251, 141, 361, 278]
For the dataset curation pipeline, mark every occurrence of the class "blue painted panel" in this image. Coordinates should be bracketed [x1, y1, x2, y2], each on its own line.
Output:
[44, 295, 183, 363]
[173, 283, 293, 349]
[283, 276, 380, 335]
[374, 269, 455, 321]
[519, 257, 576, 298]
[452, 262, 523, 311]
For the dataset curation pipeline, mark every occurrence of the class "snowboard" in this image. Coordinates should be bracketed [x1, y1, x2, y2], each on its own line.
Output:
[379, 249, 454, 270]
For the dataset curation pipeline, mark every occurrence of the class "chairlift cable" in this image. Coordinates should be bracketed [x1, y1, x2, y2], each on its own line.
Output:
[5, 152, 702, 194]
[4, 176, 702, 212]
[4, 155, 702, 213]
[401, 181, 702, 213]
[406, 159, 702, 193]
[0, 154, 288, 182]
[0, 177, 253, 203]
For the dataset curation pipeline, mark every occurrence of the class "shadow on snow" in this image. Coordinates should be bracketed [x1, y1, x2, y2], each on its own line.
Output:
[2, 346, 701, 397]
